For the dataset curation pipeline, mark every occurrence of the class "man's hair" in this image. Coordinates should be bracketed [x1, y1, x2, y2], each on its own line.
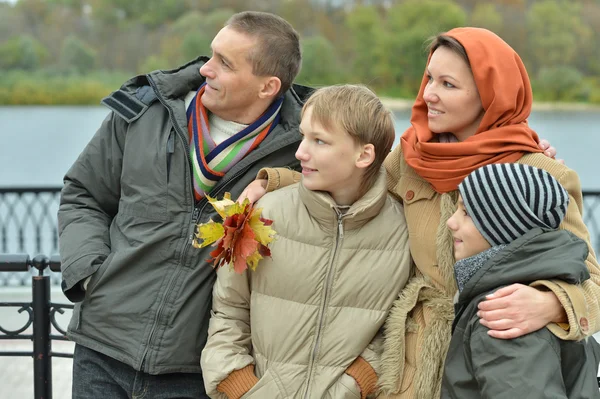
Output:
[302, 84, 395, 195]
[226, 11, 301, 97]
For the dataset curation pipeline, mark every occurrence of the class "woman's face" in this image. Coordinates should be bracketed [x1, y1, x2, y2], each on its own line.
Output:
[422, 46, 485, 142]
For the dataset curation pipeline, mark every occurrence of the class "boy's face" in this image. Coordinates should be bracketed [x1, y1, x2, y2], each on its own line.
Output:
[447, 194, 491, 260]
[295, 106, 367, 205]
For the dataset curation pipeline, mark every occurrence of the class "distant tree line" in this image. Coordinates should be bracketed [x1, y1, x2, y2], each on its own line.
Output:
[1, 0, 600, 104]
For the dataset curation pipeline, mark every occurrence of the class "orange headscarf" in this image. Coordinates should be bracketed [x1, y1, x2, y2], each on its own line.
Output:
[400, 27, 543, 193]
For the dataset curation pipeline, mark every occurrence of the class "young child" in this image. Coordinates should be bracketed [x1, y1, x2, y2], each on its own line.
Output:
[442, 163, 600, 399]
[201, 85, 412, 399]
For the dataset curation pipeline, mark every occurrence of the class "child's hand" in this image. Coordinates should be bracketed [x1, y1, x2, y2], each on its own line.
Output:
[237, 179, 267, 205]
[476, 283, 565, 339]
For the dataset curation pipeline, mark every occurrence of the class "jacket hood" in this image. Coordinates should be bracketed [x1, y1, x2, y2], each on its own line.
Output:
[458, 228, 589, 304]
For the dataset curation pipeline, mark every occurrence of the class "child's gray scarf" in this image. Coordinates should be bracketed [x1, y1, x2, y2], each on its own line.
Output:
[454, 245, 507, 293]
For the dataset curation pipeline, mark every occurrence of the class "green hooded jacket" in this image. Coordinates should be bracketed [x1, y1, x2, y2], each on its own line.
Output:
[442, 228, 600, 399]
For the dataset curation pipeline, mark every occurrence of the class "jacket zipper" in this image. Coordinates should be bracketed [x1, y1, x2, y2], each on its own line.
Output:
[140, 77, 197, 372]
[303, 212, 345, 398]
[166, 130, 175, 183]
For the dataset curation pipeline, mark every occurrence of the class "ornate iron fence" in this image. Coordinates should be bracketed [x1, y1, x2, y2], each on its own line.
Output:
[0, 187, 61, 286]
[1, 187, 600, 284]
[0, 254, 73, 399]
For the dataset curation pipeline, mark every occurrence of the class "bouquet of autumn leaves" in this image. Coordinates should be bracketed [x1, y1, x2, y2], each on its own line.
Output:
[192, 193, 277, 274]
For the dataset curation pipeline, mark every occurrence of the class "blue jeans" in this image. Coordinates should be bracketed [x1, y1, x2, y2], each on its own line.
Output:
[72, 344, 209, 399]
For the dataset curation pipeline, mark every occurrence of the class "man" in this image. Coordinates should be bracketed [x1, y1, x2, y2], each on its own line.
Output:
[58, 11, 308, 398]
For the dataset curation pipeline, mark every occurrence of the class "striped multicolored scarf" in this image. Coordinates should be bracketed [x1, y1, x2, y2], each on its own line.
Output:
[186, 83, 283, 200]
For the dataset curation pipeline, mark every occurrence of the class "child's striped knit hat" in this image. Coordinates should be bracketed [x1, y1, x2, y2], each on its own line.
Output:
[458, 163, 569, 246]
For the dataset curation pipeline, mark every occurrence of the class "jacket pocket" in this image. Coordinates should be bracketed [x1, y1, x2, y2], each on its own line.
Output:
[241, 368, 286, 399]
[326, 373, 361, 399]
[86, 252, 115, 296]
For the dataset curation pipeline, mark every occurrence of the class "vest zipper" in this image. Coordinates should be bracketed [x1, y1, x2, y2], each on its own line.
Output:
[303, 211, 345, 398]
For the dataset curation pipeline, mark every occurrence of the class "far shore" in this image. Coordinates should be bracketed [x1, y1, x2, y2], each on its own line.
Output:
[0, 98, 599, 111]
[380, 97, 600, 112]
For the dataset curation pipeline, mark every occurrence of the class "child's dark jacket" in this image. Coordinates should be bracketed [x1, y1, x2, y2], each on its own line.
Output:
[442, 228, 600, 399]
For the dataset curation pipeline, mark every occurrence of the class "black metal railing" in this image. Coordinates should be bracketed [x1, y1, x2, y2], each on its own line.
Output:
[0, 254, 73, 399]
[2, 187, 600, 282]
[0, 187, 61, 286]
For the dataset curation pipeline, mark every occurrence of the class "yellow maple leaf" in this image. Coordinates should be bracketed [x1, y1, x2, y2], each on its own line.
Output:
[248, 208, 276, 246]
[246, 250, 263, 271]
[207, 193, 249, 218]
[193, 221, 225, 248]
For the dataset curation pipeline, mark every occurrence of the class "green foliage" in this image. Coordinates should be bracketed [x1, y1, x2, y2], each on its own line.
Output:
[296, 35, 346, 86]
[533, 66, 584, 102]
[470, 3, 502, 33]
[138, 55, 172, 74]
[345, 6, 388, 84]
[386, 0, 467, 94]
[60, 35, 97, 73]
[527, 0, 591, 68]
[0, 35, 48, 70]
[181, 33, 211, 62]
[1, 0, 600, 105]
[0, 69, 130, 105]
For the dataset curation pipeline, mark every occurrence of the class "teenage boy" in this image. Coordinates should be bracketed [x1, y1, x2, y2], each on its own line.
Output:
[201, 85, 412, 399]
[442, 163, 600, 399]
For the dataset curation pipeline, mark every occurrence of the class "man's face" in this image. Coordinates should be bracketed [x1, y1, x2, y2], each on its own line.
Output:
[447, 194, 491, 260]
[199, 26, 266, 124]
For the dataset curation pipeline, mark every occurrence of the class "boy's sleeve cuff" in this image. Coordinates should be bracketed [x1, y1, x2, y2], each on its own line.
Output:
[256, 168, 281, 193]
[216, 364, 259, 399]
[256, 168, 302, 193]
[345, 356, 378, 399]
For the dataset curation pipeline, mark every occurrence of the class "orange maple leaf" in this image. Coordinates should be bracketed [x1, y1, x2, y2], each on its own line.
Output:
[193, 192, 276, 274]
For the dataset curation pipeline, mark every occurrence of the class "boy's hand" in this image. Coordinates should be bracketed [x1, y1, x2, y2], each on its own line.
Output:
[476, 283, 566, 339]
[237, 179, 267, 205]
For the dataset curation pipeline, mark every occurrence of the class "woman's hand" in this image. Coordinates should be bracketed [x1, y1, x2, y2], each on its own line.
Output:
[538, 139, 564, 164]
[477, 283, 567, 339]
[237, 179, 268, 204]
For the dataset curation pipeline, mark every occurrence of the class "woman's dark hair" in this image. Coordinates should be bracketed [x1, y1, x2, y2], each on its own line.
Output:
[427, 34, 472, 70]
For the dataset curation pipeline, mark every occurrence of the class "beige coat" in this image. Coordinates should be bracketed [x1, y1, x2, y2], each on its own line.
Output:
[378, 147, 600, 398]
[201, 168, 412, 399]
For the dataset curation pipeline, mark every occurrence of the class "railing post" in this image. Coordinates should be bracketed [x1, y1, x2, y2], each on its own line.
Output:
[31, 255, 52, 399]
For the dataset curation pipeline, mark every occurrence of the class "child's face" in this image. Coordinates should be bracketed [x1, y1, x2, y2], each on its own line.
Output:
[447, 194, 491, 260]
[296, 106, 366, 205]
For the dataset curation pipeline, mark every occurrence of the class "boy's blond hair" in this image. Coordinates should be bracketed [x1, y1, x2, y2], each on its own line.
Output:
[302, 84, 395, 195]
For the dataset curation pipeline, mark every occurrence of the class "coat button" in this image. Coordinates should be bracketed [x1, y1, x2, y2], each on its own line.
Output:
[580, 317, 589, 332]
[406, 190, 415, 201]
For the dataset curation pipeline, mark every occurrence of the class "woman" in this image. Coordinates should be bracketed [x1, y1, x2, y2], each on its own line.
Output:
[240, 27, 600, 398]
[378, 27, 599, 398]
